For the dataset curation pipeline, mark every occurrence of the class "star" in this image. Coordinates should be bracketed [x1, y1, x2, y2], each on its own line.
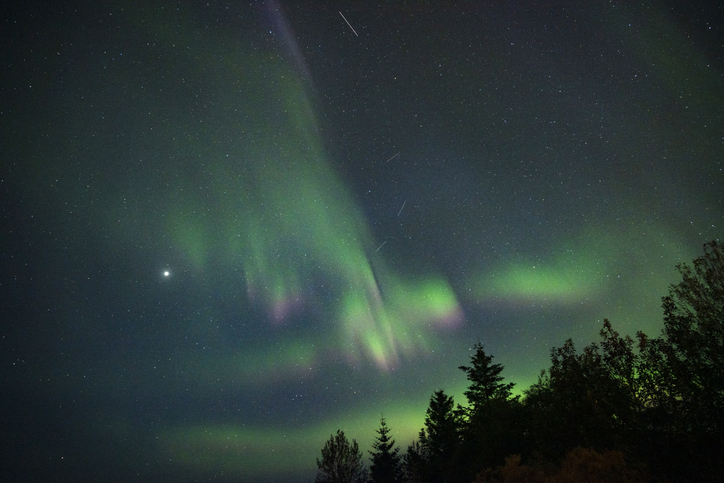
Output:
[163, 270, 170, 278]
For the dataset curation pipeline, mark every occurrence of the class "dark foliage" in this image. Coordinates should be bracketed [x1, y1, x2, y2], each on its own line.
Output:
[369, 416, 403, 483]
[457, 344, 524, 481]
[316, 429, 368, 483]
[402, 439, 426, 483]
[523, 333, 632, 460]
[650, 240, 724, 480]
[418, 390, 461, 482]
[459, 343, 516, 414]
[317, 240, 724, 483]
[661, 240, 724, 434]
[474, 447, 647, 483]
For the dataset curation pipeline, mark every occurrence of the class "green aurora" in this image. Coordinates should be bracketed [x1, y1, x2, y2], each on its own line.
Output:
[2, 2, 721, 482]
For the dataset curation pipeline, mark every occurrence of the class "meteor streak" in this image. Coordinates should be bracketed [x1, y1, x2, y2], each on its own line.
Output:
[397, 200, 407, 217]
[339, 11, 359, 37]
[385, 152, 400, 163]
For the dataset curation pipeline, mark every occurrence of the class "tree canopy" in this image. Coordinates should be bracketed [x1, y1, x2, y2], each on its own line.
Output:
[661, 240, 724, 434]
[315, 240, 724, 483]
[315, 430, 368, 483]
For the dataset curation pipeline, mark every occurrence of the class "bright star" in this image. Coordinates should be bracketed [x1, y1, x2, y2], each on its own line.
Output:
[163, 270, 170, 277]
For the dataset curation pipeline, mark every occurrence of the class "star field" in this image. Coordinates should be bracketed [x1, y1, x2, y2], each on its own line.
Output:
[1, 1, 722, 482]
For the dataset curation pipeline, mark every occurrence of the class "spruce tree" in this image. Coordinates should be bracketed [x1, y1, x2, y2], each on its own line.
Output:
[420, 390, 460, 482]
[459, 343, 515, 414]
[458, 343, 520, 477]
[369, 416, 402, 483]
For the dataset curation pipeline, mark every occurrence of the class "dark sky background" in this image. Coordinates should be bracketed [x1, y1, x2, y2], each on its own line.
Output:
[1, 1, 722, 481]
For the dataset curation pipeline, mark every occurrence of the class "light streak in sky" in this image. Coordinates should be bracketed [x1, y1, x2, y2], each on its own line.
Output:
[339, 11, 359, 37]
[385, 152, 400, 163]
[397, 200, 407, 217]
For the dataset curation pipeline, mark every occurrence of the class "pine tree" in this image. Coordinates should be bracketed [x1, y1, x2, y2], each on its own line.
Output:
[369, 416, 402, 483]
[315, 430, 368, 483]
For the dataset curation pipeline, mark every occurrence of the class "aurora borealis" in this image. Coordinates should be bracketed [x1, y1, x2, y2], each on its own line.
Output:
[1, 1, 722, 482]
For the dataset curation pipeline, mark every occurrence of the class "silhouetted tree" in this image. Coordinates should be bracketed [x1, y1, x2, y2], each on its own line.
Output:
[520, 368, 556, 455]
[418, 390, 460, 482]
[402, 438, 426, 483]
[369, 416, 402, 483]
[645, 240, 724, 480]
[316, 430, 368, 483]
[520, 241, 724, 481]
[599, 320, 641, 417]
[596, 319, 657, 459]
[522, 336, 623, 460]
[315, 241, 724, 483]
[661, 240, 724, 435]
[632, 329, 684, 479]
[458, 344, 523, 479]
[459, 343, 515, 415]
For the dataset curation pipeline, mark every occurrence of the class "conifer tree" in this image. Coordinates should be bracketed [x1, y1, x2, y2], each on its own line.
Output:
[419, 390, 460, 482]
[459, 343, 515, 415]
[369, 416, 402, 483]
[458, 343, 520, 478]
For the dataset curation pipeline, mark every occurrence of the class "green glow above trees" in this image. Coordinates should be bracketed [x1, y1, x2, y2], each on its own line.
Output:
[468, 222, 694, 318]
[156, 400, 428, 481]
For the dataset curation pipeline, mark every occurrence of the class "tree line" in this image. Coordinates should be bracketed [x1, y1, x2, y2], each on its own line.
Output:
[314, 240, 723, 483]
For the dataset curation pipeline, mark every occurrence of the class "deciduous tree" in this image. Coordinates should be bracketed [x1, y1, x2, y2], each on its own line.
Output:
[660, 240, 724, 435]
[315, 430, 368, 483]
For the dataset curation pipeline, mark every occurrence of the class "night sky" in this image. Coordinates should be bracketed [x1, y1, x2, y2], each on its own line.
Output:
[1, 1, 722, 481]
